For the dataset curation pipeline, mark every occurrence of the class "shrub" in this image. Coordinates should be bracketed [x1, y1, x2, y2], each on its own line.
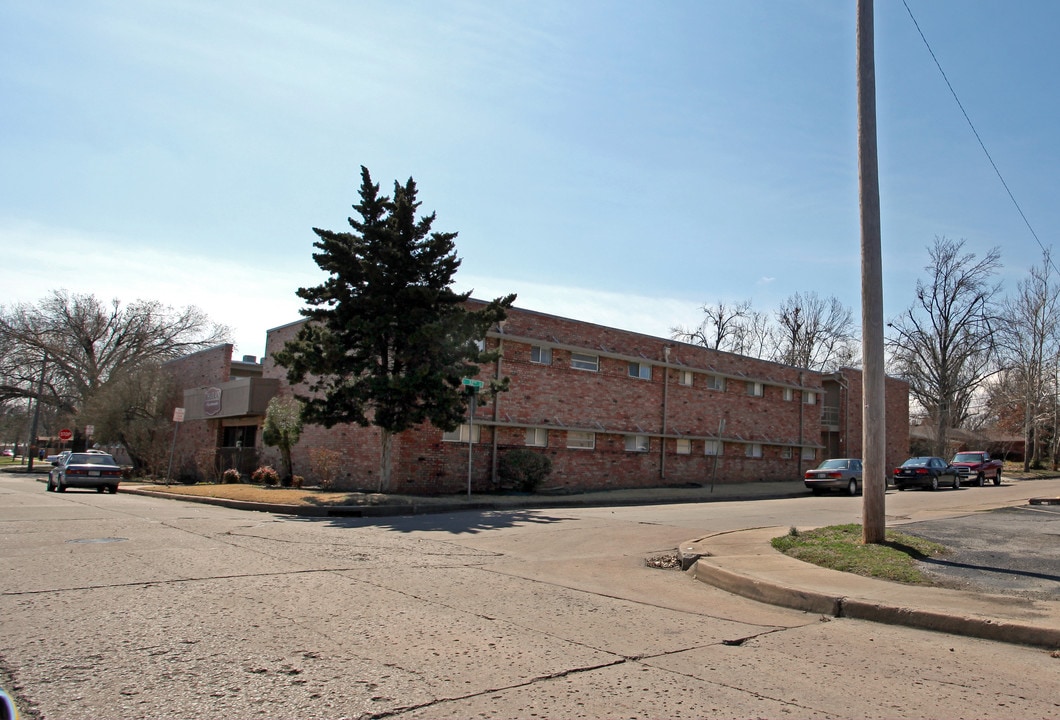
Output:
[498, 449, 552, 492]
[291, 475, 304, 489]
[252, 465, 280, 486]
[222, 468, 242, 484]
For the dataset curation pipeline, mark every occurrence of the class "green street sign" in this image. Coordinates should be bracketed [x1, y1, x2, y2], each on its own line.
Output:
[461, 378, 485, 388]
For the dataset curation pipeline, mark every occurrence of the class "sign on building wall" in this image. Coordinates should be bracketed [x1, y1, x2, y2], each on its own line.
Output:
[203, 387, 222, 416]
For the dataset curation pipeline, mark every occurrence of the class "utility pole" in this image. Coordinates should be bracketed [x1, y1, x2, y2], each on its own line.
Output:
[26, 352, 48, 473]
[857, 0, 887, 543]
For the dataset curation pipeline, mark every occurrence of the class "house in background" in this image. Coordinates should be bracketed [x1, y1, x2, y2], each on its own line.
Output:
[168, 303, 909, 493]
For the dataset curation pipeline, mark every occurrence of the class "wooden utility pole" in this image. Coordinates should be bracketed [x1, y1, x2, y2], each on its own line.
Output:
[857, 0, 887, 543]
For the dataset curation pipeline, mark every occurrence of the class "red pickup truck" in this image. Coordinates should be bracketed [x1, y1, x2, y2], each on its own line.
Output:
[949, 451, 1003, 486]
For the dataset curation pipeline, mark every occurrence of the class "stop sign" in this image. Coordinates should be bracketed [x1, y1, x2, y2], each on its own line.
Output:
[58, 428, 73, 442]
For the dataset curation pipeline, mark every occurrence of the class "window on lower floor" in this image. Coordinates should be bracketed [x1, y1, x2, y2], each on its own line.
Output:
[704, 439, 722, 456]
[801, 446, 817, 460]
[567, 431, 595, 449]
[676, 438, 691, 455]
[624, 434, 649, 452]
[706, 375, 725, 391]
[781, 446, 793, 459]
[804, 390, 817, 405]
[745, 443, 763, 458]
[442, 424, 481, 443]
[525, 427, 548, 447]
[222, 426, 257, 448]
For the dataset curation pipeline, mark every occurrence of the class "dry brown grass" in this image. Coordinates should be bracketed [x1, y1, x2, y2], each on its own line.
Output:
[129, 483, 423, 507]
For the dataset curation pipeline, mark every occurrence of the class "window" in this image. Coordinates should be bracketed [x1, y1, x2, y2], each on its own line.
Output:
[705, 375, 725, 391]
[704, 439, 722, 456]
[783, 387, 794, 402]
[747, 381, 764, 397]
[675, 438, 691, 455]
[745, 443, 763, 458]
[624, 435, 649, 452]
[678, 370, 693, 386]
[801, 446, 817, 460]
[781, 446, 793, 459]
[567, 431, 595, 449]
[525, 428, 548, 447]
[628, 362, 652, 380]
[530, 345, 552, 365]
[442, 424, 481, 443]
[222, 426, 257, 448]
[804, 391, 817, 405]
[570, 352, 599, 372]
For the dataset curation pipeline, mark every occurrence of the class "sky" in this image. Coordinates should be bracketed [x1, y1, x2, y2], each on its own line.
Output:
[3, 1, 1059, 361]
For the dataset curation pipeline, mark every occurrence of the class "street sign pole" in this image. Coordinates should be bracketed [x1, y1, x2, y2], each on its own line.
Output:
[461, 379, 484, 497]
[167, 408, 185, 487]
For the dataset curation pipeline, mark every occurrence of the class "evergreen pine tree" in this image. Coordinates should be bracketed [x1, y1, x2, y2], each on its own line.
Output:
[275, 166, 515, 491]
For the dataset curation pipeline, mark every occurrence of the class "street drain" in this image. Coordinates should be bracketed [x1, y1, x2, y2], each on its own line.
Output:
[66, 537, 128, 544]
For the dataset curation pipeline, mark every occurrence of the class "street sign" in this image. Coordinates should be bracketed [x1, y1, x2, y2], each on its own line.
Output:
[58, 428, 73, 442]
[461, 378, 485, 389]
[173, 407, 186, 423]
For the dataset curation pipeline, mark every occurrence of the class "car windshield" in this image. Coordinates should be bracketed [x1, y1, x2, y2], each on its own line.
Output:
[817, 459, 849, 469]
[66, 453, 117, 466]
[952, 453, 981, 462]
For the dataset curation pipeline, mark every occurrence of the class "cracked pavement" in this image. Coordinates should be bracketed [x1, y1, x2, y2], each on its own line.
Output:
[3, 473, 1059, 719]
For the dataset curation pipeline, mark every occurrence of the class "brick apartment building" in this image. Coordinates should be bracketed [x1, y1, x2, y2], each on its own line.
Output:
[168, 303, 909, 494]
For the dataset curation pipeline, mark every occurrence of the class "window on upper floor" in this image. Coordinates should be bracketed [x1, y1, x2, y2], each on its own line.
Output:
[675, 438, 692, 455]
[706, 375, 725, 391]
[783, 387, 794, 401]
[745, 442, 763, 458]
[624, 435, 649, 452]
[803, 391, 817, 405]
[628, 362, 651, 380]
[704, 439, 722, 456]
[678, 370, 694, 386]
[530, 345, 552, 365]
[747, 381, 764, 397]
[570, 352, 599, 372]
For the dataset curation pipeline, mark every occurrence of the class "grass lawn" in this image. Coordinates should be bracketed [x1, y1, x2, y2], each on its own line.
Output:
[130, 482, 450, 507]
[771, 523, 950, 584]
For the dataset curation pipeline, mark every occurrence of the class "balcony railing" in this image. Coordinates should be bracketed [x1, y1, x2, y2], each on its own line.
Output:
[821, 405, 840, 426]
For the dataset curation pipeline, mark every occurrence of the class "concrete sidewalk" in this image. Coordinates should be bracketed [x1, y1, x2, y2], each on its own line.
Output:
[679, 526, 1060, 651]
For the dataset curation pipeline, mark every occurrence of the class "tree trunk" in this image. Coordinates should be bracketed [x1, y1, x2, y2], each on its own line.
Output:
[378, 429, 393, 492]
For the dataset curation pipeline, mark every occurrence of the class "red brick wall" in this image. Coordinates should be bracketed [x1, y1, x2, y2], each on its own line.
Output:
[256, 306, 910, 495]
[164, 344, 233, 479]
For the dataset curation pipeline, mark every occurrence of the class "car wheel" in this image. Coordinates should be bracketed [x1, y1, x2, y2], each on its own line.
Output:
[810, 488, 823, 495]
[848, 479, 858, 496]
[46, 479, 54, 492]
[930, 476, 939, 491]
[896, 484, 905, 491]
[108, 485, 118, 494]
[975, 472, 984, 487]
[994, 469, 1002, 486]
[56, 479, 65, 493]
[952, 474, 960, 490]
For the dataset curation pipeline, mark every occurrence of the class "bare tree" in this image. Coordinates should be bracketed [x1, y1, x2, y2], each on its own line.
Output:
[671, 300, 754, 351]
[770, 291, 859, 371]
[887, 237, 1001, 457]
[0, 291, 229, 413]
[992, 251, 1060, 469]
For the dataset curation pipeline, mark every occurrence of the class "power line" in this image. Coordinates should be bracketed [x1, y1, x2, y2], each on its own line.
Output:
[900, 0, 1059, 278]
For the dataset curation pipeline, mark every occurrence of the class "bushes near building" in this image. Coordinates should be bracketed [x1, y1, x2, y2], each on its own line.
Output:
[498, 449, 552, 492]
